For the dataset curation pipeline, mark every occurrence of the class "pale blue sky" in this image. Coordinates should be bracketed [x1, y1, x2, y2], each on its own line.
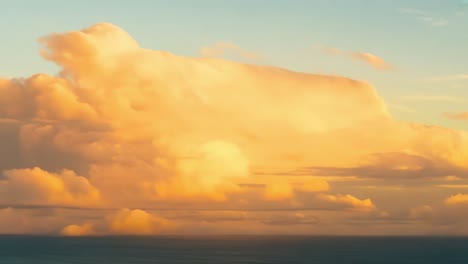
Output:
[1, 0, 467, 129]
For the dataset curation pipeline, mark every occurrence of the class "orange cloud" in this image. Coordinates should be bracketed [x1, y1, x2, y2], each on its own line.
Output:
[1, 167, 100, 207]
[409, 205, 433, 220]
[443, 112, 468, 121]
[319, 194, 376, 212]
[314, 45, 394, 71]
[61, 209, 174, 236]
[108, 209, 173, 235]
[61, 223, 95, 236]
[445, 193, 468, 205]
[350, 52, 394, 71]
[200, 42, 260, 60]
[1, 23, 468, 235]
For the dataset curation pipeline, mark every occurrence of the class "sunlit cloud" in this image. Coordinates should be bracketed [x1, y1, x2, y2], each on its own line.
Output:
[421, 74, 468, 82]
[402, 95, 463, 102]
[200, 42, 261, 61]
[443, 112, 468, 121]
[350, 52, 395, 71]
[314, 45, 394, 71]
[445, 193, 468, 205]
[436, 184, 468, 189]
[409, 205, 433, 220]
[2, 23, 468, 235]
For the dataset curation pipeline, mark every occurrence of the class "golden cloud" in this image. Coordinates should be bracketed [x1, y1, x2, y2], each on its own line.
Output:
[0, 23, 468, 235]
[1, 167, 100, 207]
[200, 42, 260, 61]
[445, 193, 468, 205]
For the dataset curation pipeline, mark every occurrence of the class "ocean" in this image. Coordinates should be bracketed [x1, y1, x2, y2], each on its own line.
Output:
[1, 236, 467, 264]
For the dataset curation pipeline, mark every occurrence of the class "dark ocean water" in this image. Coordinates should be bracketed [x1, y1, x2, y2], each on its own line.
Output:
[1, 236, 467, 264]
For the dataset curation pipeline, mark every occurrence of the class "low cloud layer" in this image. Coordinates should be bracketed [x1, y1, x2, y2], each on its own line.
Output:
[1, 23, 468, 235]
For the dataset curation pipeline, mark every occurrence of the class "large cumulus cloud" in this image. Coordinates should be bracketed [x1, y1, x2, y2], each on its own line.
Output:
[1, 23, 468, 235]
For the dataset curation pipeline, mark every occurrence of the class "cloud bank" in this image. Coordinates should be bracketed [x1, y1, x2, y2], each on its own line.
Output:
[1, 23, 468, 235]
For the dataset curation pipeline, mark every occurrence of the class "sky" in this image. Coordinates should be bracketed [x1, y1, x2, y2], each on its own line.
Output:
[0, 0, 468, 235]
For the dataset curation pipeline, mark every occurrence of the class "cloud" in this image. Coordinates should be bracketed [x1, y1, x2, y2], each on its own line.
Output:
[261, 213, 320, 225]
[1, 23, 468, 235]
[398, 8, 426, 16]
[61, 223, 95, 236]
[402, 95, 463, 102]
[398, 8, 449, 27]
[262, 179, 329, 201]
[200, 42, 260, 61]
[314, 45, 394, 71]
[443, 112, 468, 121]
[350, 52, 394, 71]
[418, 17, 448, 27]
[297, 152, 468, 181]
[445, 193, 468, 206]
[0, 167, 100, 207]
[313, 44, 343, 56]
[62, 209, 173, 236]
[108, 209, 172, 235]
[387, 103, 415, 113]
[318, 194, 375, 212]
[409, 205, 433, 220]
[437, 184, 468, 189]
[421, 74, 468, 82]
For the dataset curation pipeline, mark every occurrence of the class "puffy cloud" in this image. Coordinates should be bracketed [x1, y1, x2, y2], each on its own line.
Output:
[108, 209, 172, 235]
[0, 167, 100, 207]
[61, 209, 173, 236]
[0, 23, 391, 208]
[409, 205, 433, 220]
[445, 193, 468, 205]
[61, 223, 95, 236]
[0, 23, 468, 235]
[263, 182, 294, 201]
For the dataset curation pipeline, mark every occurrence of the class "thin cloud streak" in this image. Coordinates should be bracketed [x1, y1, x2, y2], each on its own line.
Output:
[313, 45, 394, 71]
[443, 112, 468, 121]
[402, 95, 463, 102]
[398, 8, 449, 27]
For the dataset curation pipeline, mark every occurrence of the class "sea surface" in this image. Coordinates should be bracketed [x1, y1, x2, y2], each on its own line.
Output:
[1, 236, 467, 264]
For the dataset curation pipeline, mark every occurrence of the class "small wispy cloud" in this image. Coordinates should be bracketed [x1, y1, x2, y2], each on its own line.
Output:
[200, 42, 261, 61]
[443, 112, 468, 121]
[436, 184, 468, 188]
[421, 74, 468, 83]
[350, 52, 395, 71]
[313, 45, 394, 71]
[418, 16, 449, 27]
[402, 95, 463, 102]
[398, 8, 449, 27]
[398, 8, 427, 15]
[313, 44, 343, 56]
